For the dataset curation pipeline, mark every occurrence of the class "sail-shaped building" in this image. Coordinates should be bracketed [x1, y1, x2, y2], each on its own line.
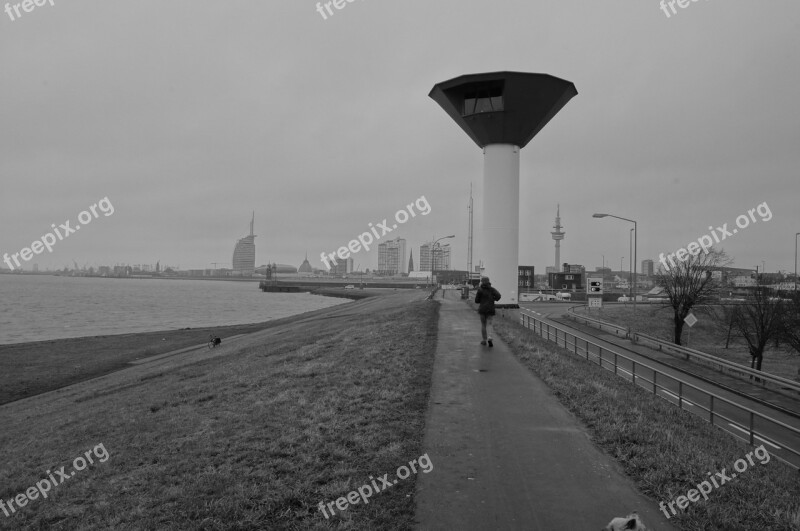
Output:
[232, 213, 256, 276]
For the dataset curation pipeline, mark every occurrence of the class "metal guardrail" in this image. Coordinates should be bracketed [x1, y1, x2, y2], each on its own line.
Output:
[520, 308, 800, 468]
[565, 307, 630, 338]
[565, 306, 800, 396]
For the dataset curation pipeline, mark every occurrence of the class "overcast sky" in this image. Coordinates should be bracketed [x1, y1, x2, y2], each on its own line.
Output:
[1, 0, 798, 275]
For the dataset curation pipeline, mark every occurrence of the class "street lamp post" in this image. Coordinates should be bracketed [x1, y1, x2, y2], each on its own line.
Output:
[355, 263, 363, 289]
[432, 235, 455, 285]
[629, 228, 634, 299]
[595, 213, 637, 315]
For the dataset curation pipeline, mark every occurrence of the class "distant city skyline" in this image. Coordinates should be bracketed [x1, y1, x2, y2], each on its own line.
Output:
[1, 196, 792, 278]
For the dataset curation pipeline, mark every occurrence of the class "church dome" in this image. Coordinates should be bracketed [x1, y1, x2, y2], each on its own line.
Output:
[298, 254, 313, 273]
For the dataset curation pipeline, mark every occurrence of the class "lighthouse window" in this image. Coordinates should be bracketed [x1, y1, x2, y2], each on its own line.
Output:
[462, 84, 504, 116]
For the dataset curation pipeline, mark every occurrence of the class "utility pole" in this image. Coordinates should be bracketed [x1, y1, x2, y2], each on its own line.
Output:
[629, 228, 634, 299]
[595, 212, 637, 314]
[467, 183, 474, 283]
[602, 254, 605, 295]
[795, 233, 799, 294]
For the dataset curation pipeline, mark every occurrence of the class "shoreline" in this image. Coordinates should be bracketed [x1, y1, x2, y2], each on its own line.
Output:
[0, 270, 430, 286]
[0, 286, 379, 349]
[0, 289, 390, 405]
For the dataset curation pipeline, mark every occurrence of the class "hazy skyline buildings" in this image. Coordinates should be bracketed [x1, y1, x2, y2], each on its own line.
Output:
[642, 259, 654, 277]
[420, 242, 451, 272]
[232, 212, 256, 276]
[378, 238, 407, 275]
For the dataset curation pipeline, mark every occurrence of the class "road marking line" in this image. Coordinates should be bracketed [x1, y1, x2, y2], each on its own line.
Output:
[727, 424, 782, 449]
[661, 390, 694, 407]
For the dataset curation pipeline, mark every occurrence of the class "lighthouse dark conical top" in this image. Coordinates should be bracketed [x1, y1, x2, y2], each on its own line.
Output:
[429, 72, 577, 307]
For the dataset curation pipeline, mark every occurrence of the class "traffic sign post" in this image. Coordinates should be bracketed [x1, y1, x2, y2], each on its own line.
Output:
[684, 312, 698, 346]
[587, 277, 603, 309]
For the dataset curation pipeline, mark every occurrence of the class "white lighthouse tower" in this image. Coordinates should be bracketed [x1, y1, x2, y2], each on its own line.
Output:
[430, 72, 577, 306]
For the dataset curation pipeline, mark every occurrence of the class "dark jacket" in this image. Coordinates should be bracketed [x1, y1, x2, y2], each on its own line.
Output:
[474, 282, 501, 315]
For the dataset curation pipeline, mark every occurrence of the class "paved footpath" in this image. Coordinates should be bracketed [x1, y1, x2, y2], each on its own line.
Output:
[414, 297, 679, 530]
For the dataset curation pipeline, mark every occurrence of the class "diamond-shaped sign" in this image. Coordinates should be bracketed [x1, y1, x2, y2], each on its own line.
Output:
[684, 313, 698, 328]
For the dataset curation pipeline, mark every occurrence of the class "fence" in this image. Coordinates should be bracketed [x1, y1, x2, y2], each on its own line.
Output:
[519, 308, 800, 469]
[564, 306, 800, 398]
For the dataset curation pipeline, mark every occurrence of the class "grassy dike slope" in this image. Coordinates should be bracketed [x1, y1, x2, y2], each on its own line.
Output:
[492, 313, 800, 530]
[0, 288, 381, 406]
[0, 291, 437, 530]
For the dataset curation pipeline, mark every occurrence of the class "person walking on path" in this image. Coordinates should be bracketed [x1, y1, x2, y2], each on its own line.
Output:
[474, 276, 501, 347]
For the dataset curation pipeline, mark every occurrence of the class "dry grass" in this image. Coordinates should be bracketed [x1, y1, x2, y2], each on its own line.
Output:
[493, 314, 800, 531]
[0, 295, 438, 530]
[576, 304, 800, 382]
[0, 295, 367, 406]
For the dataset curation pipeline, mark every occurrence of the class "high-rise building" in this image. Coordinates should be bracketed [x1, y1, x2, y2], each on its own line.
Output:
[641, 259, 654, 277]
[378, 238, 407, 275]
[330, 258, 353, 276]
[420, 242, 451, 271]
[408, 249, 414, 273]
[232, 212, 256, 276]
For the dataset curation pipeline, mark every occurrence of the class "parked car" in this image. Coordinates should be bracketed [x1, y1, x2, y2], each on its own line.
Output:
[617, 295, 630, 302]
[344, 285, 355, 290]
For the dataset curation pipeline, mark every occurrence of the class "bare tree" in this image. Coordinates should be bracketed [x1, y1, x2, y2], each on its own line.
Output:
[730, 287, 785, 372]
[656, 248, 730, 345]
[779, 292, 800, 354]
[708, 302, 739, 349]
